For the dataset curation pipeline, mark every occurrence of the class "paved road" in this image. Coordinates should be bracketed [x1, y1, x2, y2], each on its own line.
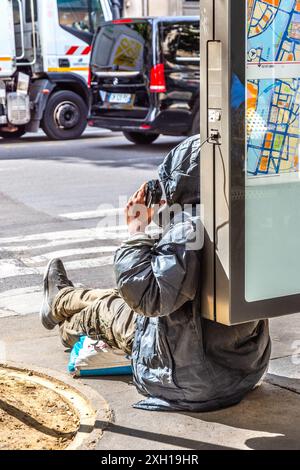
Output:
[1, 130, 300, 450]
[0, 129, 183, 318]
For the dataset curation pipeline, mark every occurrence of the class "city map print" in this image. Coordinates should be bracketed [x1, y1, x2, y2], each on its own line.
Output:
[247, 0, 300, 177]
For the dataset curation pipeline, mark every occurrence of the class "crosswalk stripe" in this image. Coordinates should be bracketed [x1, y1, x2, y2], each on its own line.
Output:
[0, 259, 37, 278]
[0, 226, 130, 245]
[0, 285, 41, 299]
[0, 228, 98, 244]
[63, 255, 114, 271]
[0, 255, 114, 279]
[1, 239, 117, 253]
[20, 246, 117, 265]
[0, 217, 161, 317]
[60, 207, 124, 220]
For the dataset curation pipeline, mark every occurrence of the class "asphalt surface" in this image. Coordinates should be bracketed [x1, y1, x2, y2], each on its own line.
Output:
[1, 129, 300, 450]
[0, 128, 183, 316]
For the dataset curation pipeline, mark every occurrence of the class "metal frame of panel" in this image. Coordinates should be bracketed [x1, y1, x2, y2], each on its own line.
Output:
[200, 0, 300, 324]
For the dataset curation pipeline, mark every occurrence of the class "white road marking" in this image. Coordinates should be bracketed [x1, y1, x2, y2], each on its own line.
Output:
[0, 254, 114, 318]
[0, 228, 98, 244]
[1, 239, 117, 253]
[60, 207, 124, 220]
[0, 226, 129, 245]
[0, 259, 37, 278]
[0, 255, 114, 279]
[63, 255, 114, 271]
[20, 246, 117, 265]
[0, 285, 41, 299]
[0, 221, 126, 317]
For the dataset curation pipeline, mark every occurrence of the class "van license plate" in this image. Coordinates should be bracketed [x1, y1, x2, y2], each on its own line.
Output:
[108, 93, 132, 104]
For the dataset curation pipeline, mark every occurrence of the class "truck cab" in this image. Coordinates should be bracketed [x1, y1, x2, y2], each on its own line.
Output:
[0, 1, 16, 80]
[0, 0, 116, 140]
[0, 1, 16, 128]
[13, 0, 113, 81]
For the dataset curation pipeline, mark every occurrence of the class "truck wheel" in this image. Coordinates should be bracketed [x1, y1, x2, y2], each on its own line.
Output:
[123, 131, 159, 145]
[0, 127, 26, 139]
[42, 90, 87, 140]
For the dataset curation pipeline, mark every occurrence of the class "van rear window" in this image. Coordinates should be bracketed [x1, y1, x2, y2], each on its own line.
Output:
[160, 22, 200, 63]
[92, 22, 152, 71]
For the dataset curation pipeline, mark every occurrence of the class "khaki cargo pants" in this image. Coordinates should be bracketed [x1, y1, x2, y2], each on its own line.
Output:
[52, 287, 137, 355]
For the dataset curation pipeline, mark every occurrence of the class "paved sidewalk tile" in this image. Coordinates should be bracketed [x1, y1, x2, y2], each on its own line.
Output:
[1, 313, 300, 450]
[270, 313, 300, 359]
[267, 357, 300, 395]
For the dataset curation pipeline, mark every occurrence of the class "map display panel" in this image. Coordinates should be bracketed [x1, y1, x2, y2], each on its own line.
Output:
[245, 0, 300, 303]
[246, 0, 300, 178]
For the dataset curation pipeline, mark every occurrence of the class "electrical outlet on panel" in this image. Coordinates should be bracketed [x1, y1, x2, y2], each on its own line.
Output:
[208, 109, 222, 145]
[209, 109, 222, 123]
[209, 129, 221, 145]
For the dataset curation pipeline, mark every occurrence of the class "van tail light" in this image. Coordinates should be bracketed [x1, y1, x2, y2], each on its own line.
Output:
[150, 63, 166, 93]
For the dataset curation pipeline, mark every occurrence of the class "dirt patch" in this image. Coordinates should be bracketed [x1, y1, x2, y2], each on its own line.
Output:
[0, 371, 80, 450]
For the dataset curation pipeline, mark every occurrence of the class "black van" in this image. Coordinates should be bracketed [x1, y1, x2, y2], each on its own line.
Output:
[88, 17, 200, 144]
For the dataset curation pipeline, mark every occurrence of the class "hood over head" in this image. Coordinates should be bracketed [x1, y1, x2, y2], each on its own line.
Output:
[158, 135, 200, 207]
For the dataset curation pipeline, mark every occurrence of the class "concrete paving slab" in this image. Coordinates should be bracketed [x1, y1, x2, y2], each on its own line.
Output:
[270, 313, 300, 359]
[269, 357, 300, 380]
[1, 313, 300, 450]
[95, 381, 300, 450]
[267, 356, 300, 395]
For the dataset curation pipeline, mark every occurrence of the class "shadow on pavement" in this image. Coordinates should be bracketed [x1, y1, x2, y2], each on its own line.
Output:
[81, 375, 132, 385]
[81, 374, 300, 450]
[91, 420, 235, 450]
[183, 378, 300, 450]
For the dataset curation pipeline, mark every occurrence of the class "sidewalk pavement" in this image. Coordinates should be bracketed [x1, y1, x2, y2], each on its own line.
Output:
[1, 312, 299, 450]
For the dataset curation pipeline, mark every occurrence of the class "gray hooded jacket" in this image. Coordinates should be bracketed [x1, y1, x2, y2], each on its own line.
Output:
[114, 135, 271, 411]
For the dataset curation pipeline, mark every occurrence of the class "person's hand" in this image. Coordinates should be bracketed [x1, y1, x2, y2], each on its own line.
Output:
[125, 183, 154, 235]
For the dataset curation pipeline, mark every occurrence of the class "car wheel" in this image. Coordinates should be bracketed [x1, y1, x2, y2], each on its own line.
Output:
[42, 90, 87, 140]
[0, 126, 26, 139]
[123, 131, 160, 145]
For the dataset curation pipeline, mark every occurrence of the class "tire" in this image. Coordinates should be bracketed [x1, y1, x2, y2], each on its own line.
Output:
[123, 131, 159, 145]
[0, 126, 26, 139]
[42, 90, 87, 140]
[190, 108, 200, 136]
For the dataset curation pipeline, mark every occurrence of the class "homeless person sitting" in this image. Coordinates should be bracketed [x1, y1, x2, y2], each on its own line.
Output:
[39, 135, 271, 411]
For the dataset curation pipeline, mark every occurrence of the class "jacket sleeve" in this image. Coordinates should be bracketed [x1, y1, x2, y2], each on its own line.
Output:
[114, 220, 200, 317]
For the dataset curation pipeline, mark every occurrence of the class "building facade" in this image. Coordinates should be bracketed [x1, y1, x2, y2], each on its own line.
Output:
[123, 0, 199, 17]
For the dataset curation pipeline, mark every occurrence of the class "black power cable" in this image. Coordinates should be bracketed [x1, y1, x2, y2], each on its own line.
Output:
[215, 143, 229, 250]
[160, 136, 210, 185]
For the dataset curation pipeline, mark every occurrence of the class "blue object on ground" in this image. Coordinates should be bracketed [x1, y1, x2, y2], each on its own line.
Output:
[68, 336, 132, 376]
